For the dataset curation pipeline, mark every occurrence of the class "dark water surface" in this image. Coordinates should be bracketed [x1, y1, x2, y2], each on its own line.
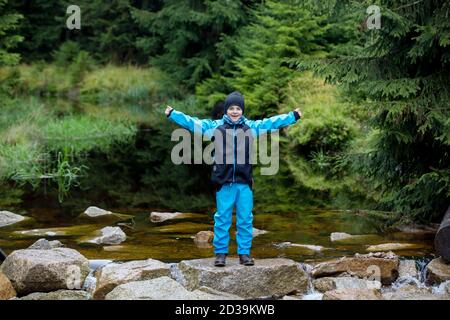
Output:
[0, 206, 434, 263]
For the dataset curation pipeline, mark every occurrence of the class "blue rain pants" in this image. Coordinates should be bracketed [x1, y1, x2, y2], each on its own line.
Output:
[213, 183, 253, 255]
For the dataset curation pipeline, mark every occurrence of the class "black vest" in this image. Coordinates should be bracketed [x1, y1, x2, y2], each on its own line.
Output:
[210, 119, 255, 190]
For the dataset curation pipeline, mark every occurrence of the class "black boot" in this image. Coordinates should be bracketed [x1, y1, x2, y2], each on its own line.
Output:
[214, 253, 227, 267]
[239, 254, 254, 266]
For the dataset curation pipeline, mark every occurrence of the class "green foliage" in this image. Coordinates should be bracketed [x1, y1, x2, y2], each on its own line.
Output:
[5, 0, 63, 62]
[53, 41, 83, 67]
[1, 63, 165, 103]
[67, 0, 146, 63]
[0, 97, 137, 200]
[0, 0, 23, 65]
[132, 0, 257, 88]
[197, 0, 350, 117]
[302, 0, 450, 222]
[252, 72, 377, 212]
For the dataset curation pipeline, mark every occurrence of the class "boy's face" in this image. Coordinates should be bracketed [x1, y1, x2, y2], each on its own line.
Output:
[227, 105, 243, 122]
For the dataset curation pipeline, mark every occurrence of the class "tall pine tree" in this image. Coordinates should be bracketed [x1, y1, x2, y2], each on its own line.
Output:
[131, 0, 258, 89]
[303, 0, 450, 222]
[0, 0, 23, 65]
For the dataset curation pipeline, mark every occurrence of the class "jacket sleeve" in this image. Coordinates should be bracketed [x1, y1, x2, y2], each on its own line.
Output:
[168, 109, 218, 134]
[244, 111, 300, 136]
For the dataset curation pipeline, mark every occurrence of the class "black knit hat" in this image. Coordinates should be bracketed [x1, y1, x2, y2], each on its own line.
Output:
[224, 91, 245, 114]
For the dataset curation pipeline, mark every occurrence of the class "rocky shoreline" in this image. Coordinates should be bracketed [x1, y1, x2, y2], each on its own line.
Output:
[1, 209, 449, 300]
[1, 238, 450, 300]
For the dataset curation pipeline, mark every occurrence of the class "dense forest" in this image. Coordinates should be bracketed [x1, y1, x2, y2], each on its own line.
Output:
[0, 0, 448, 225]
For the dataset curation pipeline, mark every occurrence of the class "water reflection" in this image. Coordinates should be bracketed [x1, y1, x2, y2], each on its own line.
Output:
[0, 207, 434, 263]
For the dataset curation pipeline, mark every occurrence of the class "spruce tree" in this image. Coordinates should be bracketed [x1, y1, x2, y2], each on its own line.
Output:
[131, 0, 258, 88]
[0, 0, 23, 65]
[302, 0, 450, 222]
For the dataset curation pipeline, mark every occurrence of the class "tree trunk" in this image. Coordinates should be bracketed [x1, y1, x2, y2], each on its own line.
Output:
[435, 206, 450, 262]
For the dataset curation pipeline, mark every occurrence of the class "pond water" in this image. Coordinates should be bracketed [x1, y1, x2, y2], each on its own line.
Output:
[0, 206, 435, 263]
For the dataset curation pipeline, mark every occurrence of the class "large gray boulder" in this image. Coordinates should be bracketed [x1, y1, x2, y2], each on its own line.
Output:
[426, 257, 450, 284]
[105, 276, 243, 300]
[0, 211, 26, 228]
[177, 258, 309, 299]
[311, 252, 399, 285]
[18, 290, 92, 300]
[93, 259, 171, 299]
[0, 248, 90, 295]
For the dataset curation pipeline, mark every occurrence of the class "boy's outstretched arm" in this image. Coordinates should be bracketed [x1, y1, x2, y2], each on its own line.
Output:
[244, 108, 302, 135]
[165, 106, 218, 134]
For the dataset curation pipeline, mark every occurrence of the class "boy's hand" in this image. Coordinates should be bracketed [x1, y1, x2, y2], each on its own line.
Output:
[294, 108, 302, 118]
[165, 106, 174, 116]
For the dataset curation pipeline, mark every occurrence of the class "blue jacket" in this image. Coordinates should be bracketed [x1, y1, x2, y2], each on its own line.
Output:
[168, 109, 300, 189]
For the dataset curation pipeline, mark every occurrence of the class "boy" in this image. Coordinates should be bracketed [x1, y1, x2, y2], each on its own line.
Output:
[165, 91, 301, 267]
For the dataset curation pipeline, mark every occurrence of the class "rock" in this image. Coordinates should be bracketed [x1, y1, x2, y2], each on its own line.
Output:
[82, 206, 113, 218]
[14, 225, 100, 238]
[193, 231, 214, 249]
[150, 212, 184, 223]
[105, 276, 242, 300]
[93, 259, 171, 299]
[398, 260, 418, 279]
[85, 227, 127, 245]
[313, 277, 381, 293]
[311, 252, 399, 285]
[154, 222, 212, 234]
[177, 258, 309, 299]
[275, 242, 327, 252]
[0, 248, 90, 295]
[194, 231, 214, 244]
[366, 243, 423, 252]
[253, 227, 268, 237]
[193, 286, 243, 300]
[28, 238, 65, 250]
[426, 257, 450, 284]
[0, 211, 26, 228]
[323, 288, 383, 300]
[383, 285, 450, 300]
[290, 243, 327, 252]
[329, 232, 381, 243]
[79, 206, 133, 223]
[19, 290, 92, 300]
[330, 232, 354, 242]
[0, 271, 16, 300]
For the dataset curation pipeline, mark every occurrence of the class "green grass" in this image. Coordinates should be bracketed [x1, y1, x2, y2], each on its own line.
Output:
[0, 63, 166, 103]
[0, 97, 137, 196]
